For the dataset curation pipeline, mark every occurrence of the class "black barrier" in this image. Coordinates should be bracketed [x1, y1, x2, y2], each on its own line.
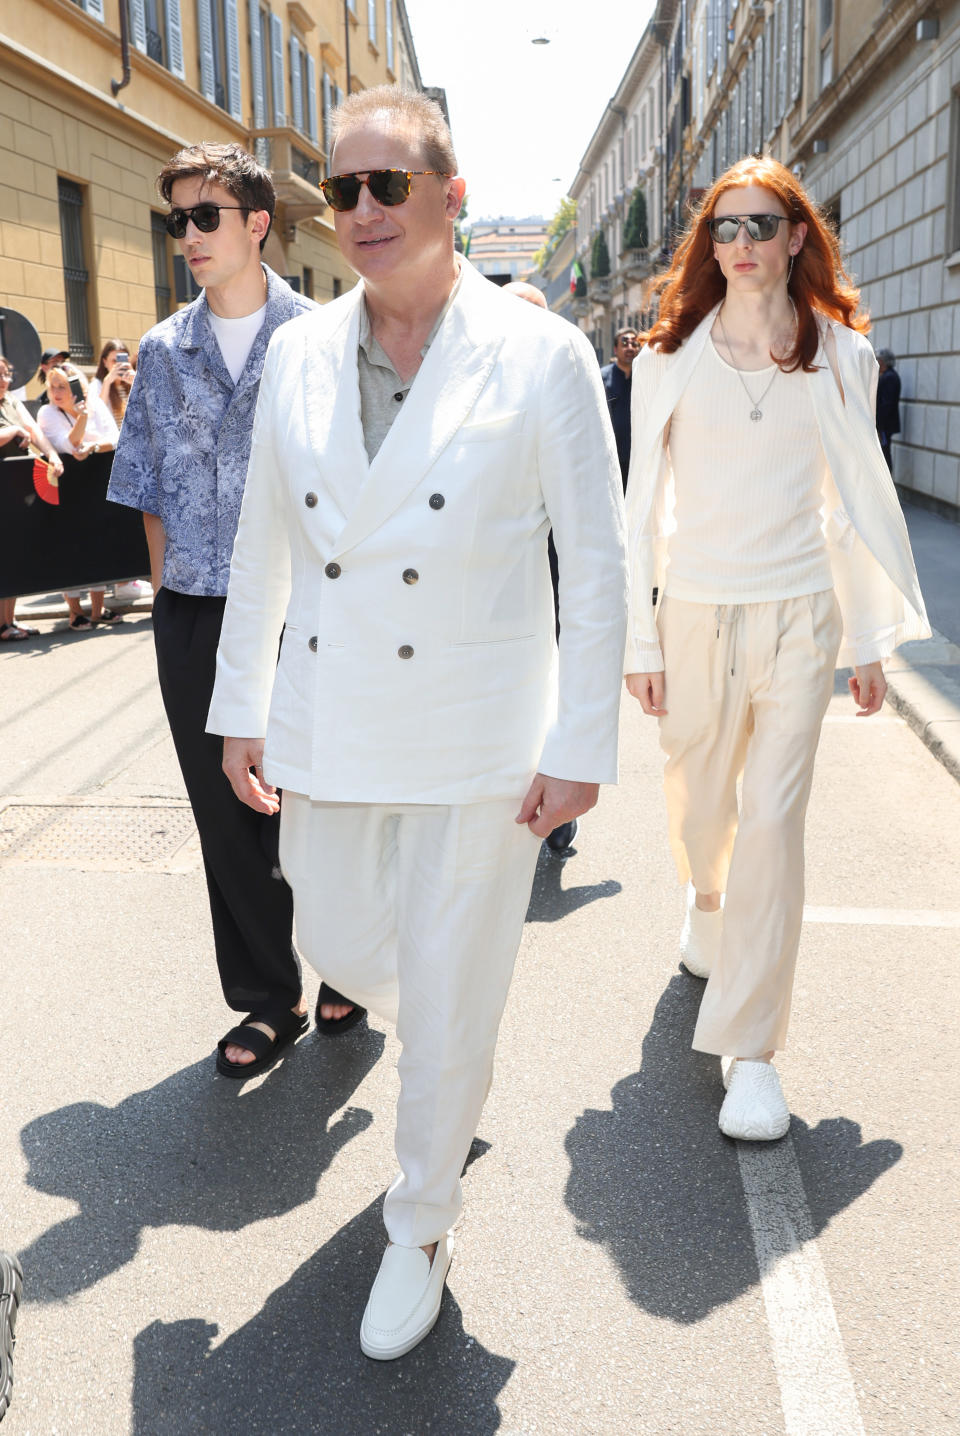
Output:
[0, 450, 149, 600]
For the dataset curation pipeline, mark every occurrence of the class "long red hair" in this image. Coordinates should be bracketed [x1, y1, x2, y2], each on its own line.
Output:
[646, 155, 869, 371]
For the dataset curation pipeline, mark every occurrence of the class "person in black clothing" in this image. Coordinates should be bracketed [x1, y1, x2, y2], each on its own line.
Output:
[600, 328, 640, 490]
[876, 347, 901, 474]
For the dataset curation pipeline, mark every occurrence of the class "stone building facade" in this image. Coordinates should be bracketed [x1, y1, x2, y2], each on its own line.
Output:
[569, 0, 960, 516]
[466, 218, 549, 284]
[0, 0, 431, 390]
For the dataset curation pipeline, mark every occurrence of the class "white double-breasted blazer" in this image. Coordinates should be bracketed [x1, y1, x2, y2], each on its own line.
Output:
[624, 305, 930, 673]
[206, 259, 628, 804]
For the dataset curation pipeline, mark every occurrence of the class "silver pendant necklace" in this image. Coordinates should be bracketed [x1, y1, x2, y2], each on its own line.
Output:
[717, 304, 794, 421]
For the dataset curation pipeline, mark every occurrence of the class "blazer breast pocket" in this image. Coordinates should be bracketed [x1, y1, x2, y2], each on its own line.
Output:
[454, 411, 525, 444]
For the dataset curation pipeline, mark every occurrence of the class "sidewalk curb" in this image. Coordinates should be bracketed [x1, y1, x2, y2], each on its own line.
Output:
[885, 648, 960, 785]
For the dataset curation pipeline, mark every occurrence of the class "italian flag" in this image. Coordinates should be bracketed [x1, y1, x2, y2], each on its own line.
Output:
[570, 258, 584, 293]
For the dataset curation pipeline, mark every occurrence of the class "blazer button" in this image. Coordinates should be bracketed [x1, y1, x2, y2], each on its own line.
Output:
[324, 561, 342, 579]
[428, 493, 445, 510]
[397, 644, 414, 659]
[304, 492, 318, 507]
[308, 636, 318, 652]
[402, 568, 419, 585]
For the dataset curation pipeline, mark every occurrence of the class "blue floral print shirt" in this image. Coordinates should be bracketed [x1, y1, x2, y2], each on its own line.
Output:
[108, 266, 316, 596]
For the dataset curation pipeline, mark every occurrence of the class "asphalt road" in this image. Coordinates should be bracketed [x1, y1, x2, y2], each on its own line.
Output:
[0, 610, 957, 1435]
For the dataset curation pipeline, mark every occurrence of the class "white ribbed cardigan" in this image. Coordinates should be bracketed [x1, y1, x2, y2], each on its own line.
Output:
[624, 305, 930, 673]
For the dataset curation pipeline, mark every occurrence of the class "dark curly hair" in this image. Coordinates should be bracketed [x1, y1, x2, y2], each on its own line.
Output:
[157, 142, 275, 251]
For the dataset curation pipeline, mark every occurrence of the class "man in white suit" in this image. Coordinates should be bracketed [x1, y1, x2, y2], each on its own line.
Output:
[206, 87, 627, 1360]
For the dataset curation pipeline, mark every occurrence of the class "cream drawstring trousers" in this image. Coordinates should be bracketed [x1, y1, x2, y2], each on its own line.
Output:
[278, 793, 543, 1248]
[656, 591, 843, 1058]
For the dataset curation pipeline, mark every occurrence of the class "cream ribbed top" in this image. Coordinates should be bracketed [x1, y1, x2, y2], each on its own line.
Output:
[665, 335, 833, 604]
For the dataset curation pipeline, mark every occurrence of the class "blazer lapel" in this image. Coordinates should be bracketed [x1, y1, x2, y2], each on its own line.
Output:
[302, 290, 369, 523]
[329, 279, 505, 558]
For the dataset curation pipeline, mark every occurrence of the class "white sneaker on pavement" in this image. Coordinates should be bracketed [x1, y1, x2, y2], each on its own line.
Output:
[679, 883, 723, 978]
[360, 1232, 454, 1360]
[718, 1059, 790, 1141]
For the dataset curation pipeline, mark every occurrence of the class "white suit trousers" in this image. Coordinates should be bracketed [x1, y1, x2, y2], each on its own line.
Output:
[278, 793, 543, 1247]
[656, 591, 842, 1058]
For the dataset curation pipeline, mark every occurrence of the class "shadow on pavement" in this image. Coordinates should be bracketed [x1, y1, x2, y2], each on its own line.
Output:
[131, 1196, 513, 1436]
[564, 971, 903, 1322]
[18, 1025, 385, 1301]
[525, 843, 622, 923]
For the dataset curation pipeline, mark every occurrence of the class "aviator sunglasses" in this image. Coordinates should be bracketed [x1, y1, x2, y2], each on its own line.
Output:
[164, 203, 250, 238]
[320, 168, 450, 212]
[707, 213, 793, 243]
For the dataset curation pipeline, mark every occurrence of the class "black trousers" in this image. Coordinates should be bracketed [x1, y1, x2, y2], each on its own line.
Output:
[152, 586, 300, 1013]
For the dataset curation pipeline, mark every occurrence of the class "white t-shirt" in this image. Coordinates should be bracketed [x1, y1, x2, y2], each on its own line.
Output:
[208, 302, 268, 385]
[38, 395, 120, 454]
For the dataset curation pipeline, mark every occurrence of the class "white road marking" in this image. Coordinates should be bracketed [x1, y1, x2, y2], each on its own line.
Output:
[804, 906, 960, 927]
[820, 714, 902, 724]
[737, 1135, 866, 1436]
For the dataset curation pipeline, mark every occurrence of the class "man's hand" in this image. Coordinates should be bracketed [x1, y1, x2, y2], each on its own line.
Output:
[222, 736, 280, 814]
[516, 774, 599, 838]
[625, 671, 667, 715]
[849, 661, 887, 717]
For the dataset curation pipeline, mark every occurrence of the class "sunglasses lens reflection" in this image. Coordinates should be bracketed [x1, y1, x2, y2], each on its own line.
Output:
[322, 171, 413, 211]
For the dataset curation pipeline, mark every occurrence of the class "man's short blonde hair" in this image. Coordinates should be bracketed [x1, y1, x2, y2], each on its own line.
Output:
[330, 85, 457, 176]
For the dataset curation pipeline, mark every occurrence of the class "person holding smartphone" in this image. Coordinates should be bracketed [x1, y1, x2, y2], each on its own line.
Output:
[89, 339, 135, 428]
[39, 365, 121, 629]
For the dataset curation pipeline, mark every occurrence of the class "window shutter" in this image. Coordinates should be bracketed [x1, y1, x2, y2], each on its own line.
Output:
[306, 52, 318, 143]
[130, 0, 147, 52]
[754, 31, 764, 147]
[249, 0, 266, 125]
[777, 0, 788, 121]
[225, 0, 242, 119]
[84, 0, 106, 20]
[790, 0, 804, 105]
[197, 0, 215, 101]
[166, 0, 186, 78]
[367, 0, 377, 47]
[271, 13, 285, 125]
[385, 0, 394, 70]
[322, 71, 332, 157]
[335, 84, 344, 109]
[289, 35, 303, 130]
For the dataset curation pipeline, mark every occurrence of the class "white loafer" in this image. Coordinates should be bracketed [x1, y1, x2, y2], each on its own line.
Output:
[718, 1059, 790, 1141]
[679, 883, 723, 978]
[360, 1232, 454, 1361]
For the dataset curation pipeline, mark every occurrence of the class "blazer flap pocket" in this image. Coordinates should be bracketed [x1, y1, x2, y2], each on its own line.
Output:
[456, 411, 525, 443]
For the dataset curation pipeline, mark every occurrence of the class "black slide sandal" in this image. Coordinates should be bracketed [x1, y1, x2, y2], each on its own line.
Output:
[315, 982, 367, 1036]
[216, 1007, 309, 1078]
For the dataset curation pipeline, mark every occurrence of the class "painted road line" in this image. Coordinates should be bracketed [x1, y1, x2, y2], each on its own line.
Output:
[804, 906, 960, 927]
[737, 1134, 866, 1436]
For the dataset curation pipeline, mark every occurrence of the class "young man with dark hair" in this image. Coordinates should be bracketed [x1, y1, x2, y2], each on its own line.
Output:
[109, 143, 355, 1077]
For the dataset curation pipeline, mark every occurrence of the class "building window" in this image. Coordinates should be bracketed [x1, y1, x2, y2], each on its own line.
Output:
[302, 266, 314, 299]
[57, 178, 93, 363]
[197, 0, 241, 118]
[150, 212, 173, 321]
[385, 0, 394, 71]
[173, 253, 202, 305]
[946, 90, 960, 256]
[130, 0, 167, 64]
[70, 0, 106, 19]
[367, 0, 377, 48]
[819, 0, 833, 90]
[333, 276, 342, 298]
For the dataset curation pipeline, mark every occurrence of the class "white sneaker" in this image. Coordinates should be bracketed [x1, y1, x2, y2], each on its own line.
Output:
[718, 1059, 790, 1141]
[360, 1233, 454, 1360]
[679, 883, 723, 978]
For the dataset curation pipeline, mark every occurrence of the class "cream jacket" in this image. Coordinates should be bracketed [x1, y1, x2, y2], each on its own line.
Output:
[206, 259, 628, 803]
[624, 304, 930, 673]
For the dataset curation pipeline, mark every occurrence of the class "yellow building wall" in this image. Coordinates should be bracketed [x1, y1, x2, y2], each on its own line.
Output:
[1, 0, 415, 389]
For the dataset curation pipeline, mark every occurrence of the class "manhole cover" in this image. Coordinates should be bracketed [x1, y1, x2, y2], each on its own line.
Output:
[0, 804, 198, 870]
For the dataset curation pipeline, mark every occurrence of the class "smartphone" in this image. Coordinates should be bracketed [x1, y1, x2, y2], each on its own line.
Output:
[68, 377, 85, 403]
[115, 351, 129, 366]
